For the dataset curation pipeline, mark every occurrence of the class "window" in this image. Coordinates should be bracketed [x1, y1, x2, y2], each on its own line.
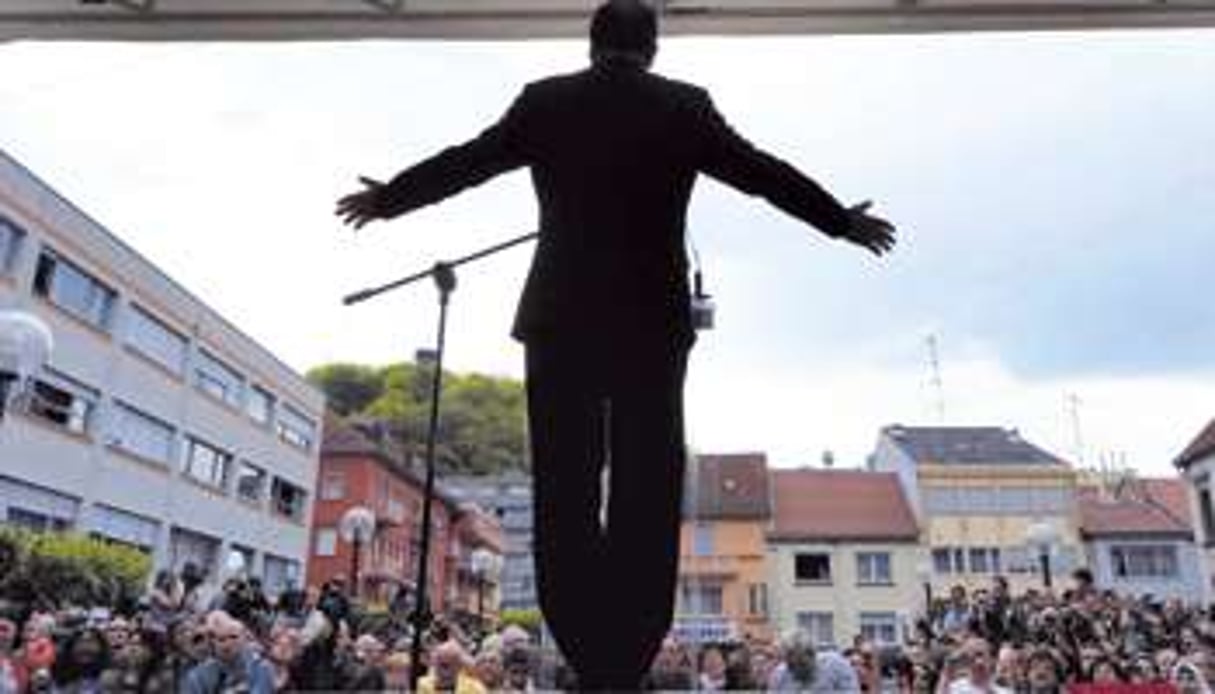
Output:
[692, 523, 714, 556]
[32, 249, 115, 329]
[182, 437, 230, 490]
[795, 553, 832, 583]
[170, 526, 219, 578]
[125, 305, 187, 375]
[679, 583, 723, 615]
[6, 507, 71, 533]
[1111, 545, 1179, 579]
[0, 215, 24, 273]
[109, 401, 175, 464]
[276, 403, 315, 451]
[1199, 486, 1215, 543]
[246, 385, 274, 425]
[748, 583, 768, 616]
[969, 547, 1002, 574]
[263, 554, 301, 595]
[315, 528, 338, 557]
[796, 612, 835, 647]
[320, 472, 346, 501]
[235, 462, 267, 503]
[89, 505, 158, 551]
[932, 547, 953, 575]
[272, 477, 307, 521]
[26, 368, 99, 435]
[857, 552, 892, 585]
[194, 349, 243, 407]
[859, 612, 899, 645]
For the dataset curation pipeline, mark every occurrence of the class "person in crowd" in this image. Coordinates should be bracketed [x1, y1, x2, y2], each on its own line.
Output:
[501, 643, 537, 693]
[939, 586, 973, 636]
[50, 626, 109, 694]
[346, 633, 388, 690]
[145, 569, 183, 635]
[697, 644, 727, 690]
[265, 625, 302, 692]
[0, 616, 26, 694]
[416, 639, 486, 694]
[473, 646, 505, 691]
[182, 611, 275, 694]
[383, 650, 413, 691]
[1024, 647, 1065, 694]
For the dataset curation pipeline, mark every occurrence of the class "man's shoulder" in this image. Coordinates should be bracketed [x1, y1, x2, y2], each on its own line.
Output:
[525, 68, 708, 101]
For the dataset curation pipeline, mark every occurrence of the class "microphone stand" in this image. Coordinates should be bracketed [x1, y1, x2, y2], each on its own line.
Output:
[342, 231, 537, 691]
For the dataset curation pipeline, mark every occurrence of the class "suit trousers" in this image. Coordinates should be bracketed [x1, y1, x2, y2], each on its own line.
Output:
[525, 335, 690, 688]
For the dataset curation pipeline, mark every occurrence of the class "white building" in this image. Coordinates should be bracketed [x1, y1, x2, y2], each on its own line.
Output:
[1174, 419, 1215, 603]
[0, 148, 324, 595]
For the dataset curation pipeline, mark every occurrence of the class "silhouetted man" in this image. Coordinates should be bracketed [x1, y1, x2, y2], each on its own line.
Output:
[337, 0, 895, 687]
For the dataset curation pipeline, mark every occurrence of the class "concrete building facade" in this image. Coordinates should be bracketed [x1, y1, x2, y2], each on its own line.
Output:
[0, 149, 324, 594]
[444, 470, 537, 612]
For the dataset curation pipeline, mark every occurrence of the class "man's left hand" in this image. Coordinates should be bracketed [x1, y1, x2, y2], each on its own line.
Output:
[845, 200, 897, 256]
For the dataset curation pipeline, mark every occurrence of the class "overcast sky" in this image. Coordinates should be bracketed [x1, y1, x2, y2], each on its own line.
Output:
[2, 28, 1213, 474]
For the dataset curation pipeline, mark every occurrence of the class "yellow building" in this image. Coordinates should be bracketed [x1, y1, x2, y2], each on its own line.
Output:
[675, 453, 772, 644]
[766, 469, 921, 648]
[873, 425, 1081, 596]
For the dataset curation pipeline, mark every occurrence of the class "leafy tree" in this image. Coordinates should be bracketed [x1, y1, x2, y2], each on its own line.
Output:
[306, 363, 384, 416]
[310, 360, 529, 475]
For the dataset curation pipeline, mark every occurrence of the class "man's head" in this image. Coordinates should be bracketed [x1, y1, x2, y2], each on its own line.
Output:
[207, 611, 247, 663]
[590, 0, 658, 69]
[431, 639, 468, 691]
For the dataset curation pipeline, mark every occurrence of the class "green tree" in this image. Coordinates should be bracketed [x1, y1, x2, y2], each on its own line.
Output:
[306, 363, 384, 416]
[310, 360, 529, 475]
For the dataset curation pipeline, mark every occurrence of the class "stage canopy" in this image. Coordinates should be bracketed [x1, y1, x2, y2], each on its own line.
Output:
[1, 0, 1214, 42]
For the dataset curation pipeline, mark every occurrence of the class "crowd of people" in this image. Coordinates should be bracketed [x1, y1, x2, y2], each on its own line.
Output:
[3, 565, 1215, 692]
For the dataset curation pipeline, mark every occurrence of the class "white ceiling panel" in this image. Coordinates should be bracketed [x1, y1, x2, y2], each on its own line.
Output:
[0, 0, 1213, 41]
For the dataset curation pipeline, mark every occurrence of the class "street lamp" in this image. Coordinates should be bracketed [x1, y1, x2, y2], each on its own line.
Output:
[915, 557, 934, 620]
[1026, 520, 1060, 589]
[0, 310, 52, 421]
[340, 505, 377, 600]
[469, 547, 500, 634]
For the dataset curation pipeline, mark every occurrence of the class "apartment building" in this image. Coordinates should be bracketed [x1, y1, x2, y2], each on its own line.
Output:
[766, 468, 920, 648]
[872, 425, 1081, 595]
[444, 470, 536, 612]
[0, 148, 324, 594]
[676, 453, 773, 644]
[1077, 476, 1201, 601]
[1173, 419, 1215, 602]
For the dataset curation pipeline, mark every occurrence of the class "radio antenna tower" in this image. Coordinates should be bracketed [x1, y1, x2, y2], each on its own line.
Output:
[925, 334, 945, 423]
[1065, 392, 1085, 467]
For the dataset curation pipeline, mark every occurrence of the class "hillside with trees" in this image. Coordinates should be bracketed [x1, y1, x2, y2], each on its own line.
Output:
[307, 362, 528, 476]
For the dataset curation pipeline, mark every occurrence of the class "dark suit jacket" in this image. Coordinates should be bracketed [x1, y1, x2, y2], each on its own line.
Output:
[375, 60, 855, 346]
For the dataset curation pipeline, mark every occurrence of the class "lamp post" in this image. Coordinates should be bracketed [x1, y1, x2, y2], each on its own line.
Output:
[340, 505, 377, 601]
[469, 547, 499, 635]
[1026, 520, 1059, 590]
[915, 558, 934, 620]
[0, 310, 52, 421]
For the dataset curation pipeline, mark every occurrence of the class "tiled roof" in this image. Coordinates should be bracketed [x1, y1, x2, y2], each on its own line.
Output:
[1077, 478, 1192, 538]
[1175, 419, 1215, 469]
[320, 418, 459, 502]
[769, 469, 919, 542]
[684, 453, 771, 520]
[884, 425, 1065, 466]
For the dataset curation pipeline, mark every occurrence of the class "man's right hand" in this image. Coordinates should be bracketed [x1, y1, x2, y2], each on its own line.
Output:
[845, 200, 897, 256]
[336, 176, 386, 230]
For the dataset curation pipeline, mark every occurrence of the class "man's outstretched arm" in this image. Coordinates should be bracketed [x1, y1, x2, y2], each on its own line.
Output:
[336, 91, 532, 230]
[692, 90, 895, 256]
